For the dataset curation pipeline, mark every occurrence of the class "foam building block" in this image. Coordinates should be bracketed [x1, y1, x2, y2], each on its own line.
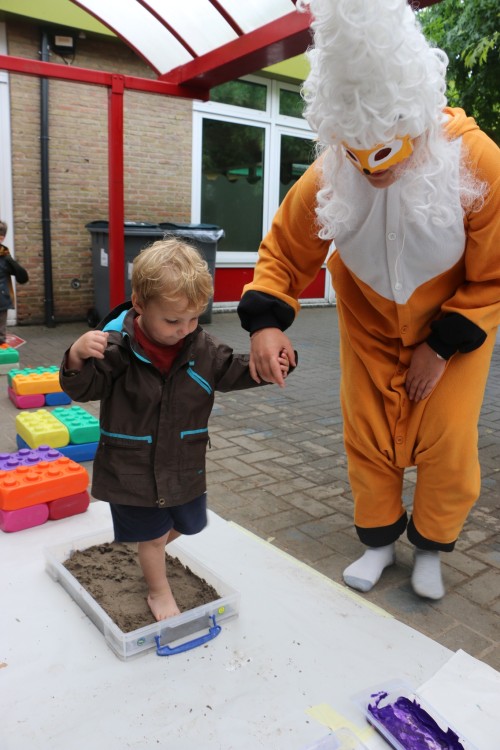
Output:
[45, 392, 71, 406]
[0, 345, 20, 374]
[51, 406, 100, 444]
[8, 386, 45, 409]
[16, 409, 70, 449]
[0, 457, 88, 511]
[47, 490, 90, 520]
[0, 446, 64, 471]
[11, 366, 61, 395]
[16, 435, 98, 463]
[0, 503, 49, 532]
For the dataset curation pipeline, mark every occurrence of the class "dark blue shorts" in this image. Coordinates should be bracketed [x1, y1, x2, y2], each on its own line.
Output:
[109, 493, 207, 543]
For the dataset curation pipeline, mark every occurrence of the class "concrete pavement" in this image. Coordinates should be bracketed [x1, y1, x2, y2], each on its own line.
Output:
[3, 306, 499, 670]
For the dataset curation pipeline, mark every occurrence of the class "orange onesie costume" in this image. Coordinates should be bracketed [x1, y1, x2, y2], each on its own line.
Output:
[238, 108, 500, 551]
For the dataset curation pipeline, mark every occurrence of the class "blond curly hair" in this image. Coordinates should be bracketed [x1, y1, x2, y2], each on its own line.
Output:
[132, 238, 213, 311]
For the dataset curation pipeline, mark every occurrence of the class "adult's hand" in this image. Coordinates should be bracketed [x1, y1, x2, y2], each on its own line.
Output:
[405, 342, 446, 402]
[249, 328, 296, 387]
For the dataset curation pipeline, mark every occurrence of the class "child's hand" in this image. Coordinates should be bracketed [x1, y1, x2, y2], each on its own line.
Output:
[67, 331, 109, 370]
[278, 348, 290, 379]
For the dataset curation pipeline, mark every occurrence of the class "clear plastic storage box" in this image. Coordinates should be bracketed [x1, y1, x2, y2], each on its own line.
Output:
[352, 678, 478, 750]
[45, 529, 240, 660]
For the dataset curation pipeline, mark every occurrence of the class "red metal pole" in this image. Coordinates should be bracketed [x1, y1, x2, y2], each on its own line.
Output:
[108, 75, 125, 309]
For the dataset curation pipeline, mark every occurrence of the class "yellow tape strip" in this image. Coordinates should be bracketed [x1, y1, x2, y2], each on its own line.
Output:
[306, 703, 374, 743]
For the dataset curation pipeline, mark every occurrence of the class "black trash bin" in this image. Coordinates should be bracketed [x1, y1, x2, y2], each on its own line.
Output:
[159, 223, 224, 324]
[86, 220, 164, 326]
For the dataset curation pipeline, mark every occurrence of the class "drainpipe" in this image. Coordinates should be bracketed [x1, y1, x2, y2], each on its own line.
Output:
[40, 30, 55, 327]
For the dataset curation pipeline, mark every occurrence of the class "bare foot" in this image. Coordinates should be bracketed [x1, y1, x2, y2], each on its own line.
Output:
[147, 589, 181, 621]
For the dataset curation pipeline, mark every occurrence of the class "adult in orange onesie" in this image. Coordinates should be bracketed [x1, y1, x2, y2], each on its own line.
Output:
[237, 0, 500, 599]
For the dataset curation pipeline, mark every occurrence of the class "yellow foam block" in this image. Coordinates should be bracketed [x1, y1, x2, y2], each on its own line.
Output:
[16, 409, 70, 449]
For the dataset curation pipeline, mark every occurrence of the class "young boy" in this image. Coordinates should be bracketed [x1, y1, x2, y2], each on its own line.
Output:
[0, 220, 29, 343]
[60, 239, 290, 621]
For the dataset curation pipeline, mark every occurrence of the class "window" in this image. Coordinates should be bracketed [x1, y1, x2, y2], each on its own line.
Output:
[279, 88, 304, 118]
[201, 119, 265, 254]
[210, 79, 267, 111]
[193, 76, 314, 257]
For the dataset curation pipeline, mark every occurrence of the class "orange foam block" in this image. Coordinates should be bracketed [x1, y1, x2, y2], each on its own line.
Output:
[11, 367, 62, 395]
[0, 458, 89, 511]
[16, 409, 70, 449]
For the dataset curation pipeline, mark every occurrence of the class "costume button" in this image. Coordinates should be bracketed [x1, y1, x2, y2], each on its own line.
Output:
[388, 232, 397, 240]
[158, 497, 166, 507]
[400, 325, 408, 334]
[394, 282, 402, 291]
[395, 436, 403, 444]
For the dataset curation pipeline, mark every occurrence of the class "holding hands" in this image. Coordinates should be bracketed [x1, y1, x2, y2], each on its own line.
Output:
[249, 328, 296, 388]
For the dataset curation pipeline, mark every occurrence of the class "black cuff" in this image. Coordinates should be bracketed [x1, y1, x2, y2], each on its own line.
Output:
[355, 512, 407, 547]
[427, 313, 487, 359]
[407, 516, 456, 552]
[237, 291, 295, 334]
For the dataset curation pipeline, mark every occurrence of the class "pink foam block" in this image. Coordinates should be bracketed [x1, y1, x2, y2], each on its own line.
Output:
[8, 387, 45, 409]
[0, 503, 49, 532]
[48, 491, 90, 520]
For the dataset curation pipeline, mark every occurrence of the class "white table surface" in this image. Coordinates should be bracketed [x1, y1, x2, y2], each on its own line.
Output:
[1, 501, 459, 750]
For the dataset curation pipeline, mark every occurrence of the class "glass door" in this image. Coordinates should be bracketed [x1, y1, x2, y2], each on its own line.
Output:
[200, 118, 267, 254]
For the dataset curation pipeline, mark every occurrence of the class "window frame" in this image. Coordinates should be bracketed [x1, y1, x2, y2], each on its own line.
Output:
[192, 75, 313, 265]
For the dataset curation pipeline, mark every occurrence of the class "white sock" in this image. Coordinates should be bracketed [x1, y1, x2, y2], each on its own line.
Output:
[411, 549, 445, 600]
[343, 544, 395, 592]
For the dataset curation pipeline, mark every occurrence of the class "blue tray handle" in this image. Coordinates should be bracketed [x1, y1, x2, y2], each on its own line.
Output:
[155, 615, 221, 656]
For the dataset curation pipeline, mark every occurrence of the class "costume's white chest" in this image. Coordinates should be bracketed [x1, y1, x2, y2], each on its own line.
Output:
[333, 148, 466, 304]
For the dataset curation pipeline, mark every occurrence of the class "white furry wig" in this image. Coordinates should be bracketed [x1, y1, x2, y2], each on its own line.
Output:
[297, 0, 485, 237]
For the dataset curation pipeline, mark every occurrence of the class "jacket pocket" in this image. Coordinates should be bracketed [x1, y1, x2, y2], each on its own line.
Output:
[180, 428, 209, 470]
[99, 431, 153, 475]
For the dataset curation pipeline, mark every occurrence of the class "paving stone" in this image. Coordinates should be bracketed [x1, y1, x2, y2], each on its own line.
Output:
[280, 492, 333, 518]
[206, 446, 244, 461]
[455, 568, 500, 607]
[441, 549, 488, 577]
[220, 474, 277, 492]
[298, 513, 352, 538]
[434, 593, 500, 642]
[263, 477, 316, 497]
[239, 449, 285, 465]
[437, 625, 494, 658]
[250, 508, 313, 534]
[216, 457, 260, 477]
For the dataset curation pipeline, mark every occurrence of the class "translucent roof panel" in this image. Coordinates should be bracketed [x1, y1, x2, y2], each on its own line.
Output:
[145, 0, 239, 57]
[219, 0, 296, 33]
[73, 0, 193, 72]
[72, 0, 301, 77]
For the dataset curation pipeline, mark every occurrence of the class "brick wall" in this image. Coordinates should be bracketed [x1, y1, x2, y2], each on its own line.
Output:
[7, 20, 193, 324]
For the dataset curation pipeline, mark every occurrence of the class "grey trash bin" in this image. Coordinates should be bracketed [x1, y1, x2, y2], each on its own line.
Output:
[86, 220, 163, 326]
[159, 223, 224, 324]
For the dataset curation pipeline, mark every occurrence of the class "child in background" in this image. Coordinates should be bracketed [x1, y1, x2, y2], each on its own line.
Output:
[0, 220, 29, 343]
[60, 239, 291, 621]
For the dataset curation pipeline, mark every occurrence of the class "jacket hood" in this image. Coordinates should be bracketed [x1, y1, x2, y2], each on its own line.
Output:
[97, 300, 132, 331]
[444, 107, 479, 140]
